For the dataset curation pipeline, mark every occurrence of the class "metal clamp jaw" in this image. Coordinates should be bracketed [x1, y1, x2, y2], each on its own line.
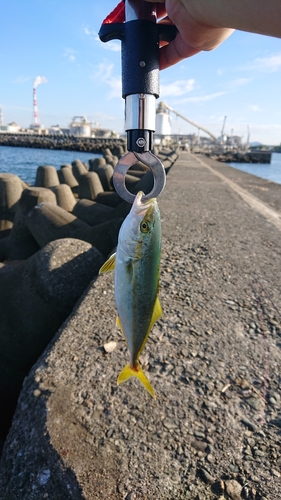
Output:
[99, 0, 177, 202]
[113, 150, 166, 204]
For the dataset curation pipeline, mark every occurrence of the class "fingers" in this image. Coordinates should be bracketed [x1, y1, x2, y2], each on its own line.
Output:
[144, 0, 234, 69]
[159, 33, 201, 70]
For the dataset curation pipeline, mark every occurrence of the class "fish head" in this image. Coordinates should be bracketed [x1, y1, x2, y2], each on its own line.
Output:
[118, 191, 161, 258]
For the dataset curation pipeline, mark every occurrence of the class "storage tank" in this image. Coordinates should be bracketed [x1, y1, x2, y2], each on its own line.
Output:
[69, 116, 92, 137]
[155, 102, 172, 136]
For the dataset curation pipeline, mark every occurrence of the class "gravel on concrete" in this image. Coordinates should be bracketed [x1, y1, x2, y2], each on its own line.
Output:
[0, 152, 280, 499]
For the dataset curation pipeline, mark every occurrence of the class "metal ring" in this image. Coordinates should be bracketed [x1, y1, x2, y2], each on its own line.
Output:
[113, 151, 166, 204]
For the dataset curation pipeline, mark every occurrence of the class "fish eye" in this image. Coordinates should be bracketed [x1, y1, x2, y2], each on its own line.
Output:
[140, 219, 150, 233]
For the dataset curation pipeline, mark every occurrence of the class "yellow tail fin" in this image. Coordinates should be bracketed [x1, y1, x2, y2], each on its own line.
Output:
[117, 362, 156, 399]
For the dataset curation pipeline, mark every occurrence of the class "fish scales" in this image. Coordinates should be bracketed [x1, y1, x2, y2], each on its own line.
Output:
[116, 245, 159, 363]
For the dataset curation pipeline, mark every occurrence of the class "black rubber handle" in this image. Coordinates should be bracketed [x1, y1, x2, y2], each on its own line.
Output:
[99, 21, 177, 98]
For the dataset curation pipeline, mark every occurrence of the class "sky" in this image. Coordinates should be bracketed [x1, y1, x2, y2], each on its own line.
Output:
[1, 0, 281, 145]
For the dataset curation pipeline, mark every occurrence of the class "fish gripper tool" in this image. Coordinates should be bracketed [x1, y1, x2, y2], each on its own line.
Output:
[99, 0, 177, 203]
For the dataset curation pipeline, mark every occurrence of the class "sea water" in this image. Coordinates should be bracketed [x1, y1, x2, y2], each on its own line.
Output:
[228, 152, 281, 185]
[0, 145, 102, 185]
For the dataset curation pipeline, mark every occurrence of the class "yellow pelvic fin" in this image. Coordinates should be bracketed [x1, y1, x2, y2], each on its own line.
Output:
[117, 362, 156, 399]
[99, 252, 116, 274]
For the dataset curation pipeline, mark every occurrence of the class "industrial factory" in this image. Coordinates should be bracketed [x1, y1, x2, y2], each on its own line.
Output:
[0, 75, 119, 139]
[0, 73, 273, 165]
[0, 76, 262, 154]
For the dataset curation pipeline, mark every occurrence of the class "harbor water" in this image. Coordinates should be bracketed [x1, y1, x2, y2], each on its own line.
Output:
[0, 146, 102, 185]
[0, 145, 281, 186]
[228, 152, 281, 184]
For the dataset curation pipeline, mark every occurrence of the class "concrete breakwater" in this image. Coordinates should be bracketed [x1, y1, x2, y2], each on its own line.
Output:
[0, 132, 126, 154]
[0, 146, 178, 443]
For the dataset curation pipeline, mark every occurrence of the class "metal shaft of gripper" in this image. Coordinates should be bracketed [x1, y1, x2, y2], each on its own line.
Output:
[123, 0, 157, 155]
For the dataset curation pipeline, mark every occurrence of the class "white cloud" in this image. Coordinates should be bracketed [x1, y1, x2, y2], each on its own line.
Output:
[107, 76, 122, 99]
[88, 112, 117, 123]
[251, 123, 281, 132]
[161, 79, 195, 97]
[83, 26, 92, 36]
[91, 61, 122, 100]
[13, 75, 31, 84]
[2, 104, 32, 111]
[248, 104, 261, 112]
[100, 40, 121, 52]
[179, 91, 227, 104]
[84, 25, 121, 52]
[228, 78, 251, 88]
[63, 48, 77, 63]
[241, 53, 281, 72]
[94, 61, 114, 81]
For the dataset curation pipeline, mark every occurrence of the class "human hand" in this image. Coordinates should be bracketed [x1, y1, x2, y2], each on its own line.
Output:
[145, 0, 234, 69]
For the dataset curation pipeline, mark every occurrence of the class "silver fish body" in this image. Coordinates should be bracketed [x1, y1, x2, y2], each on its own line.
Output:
[100, 191, 162, 397]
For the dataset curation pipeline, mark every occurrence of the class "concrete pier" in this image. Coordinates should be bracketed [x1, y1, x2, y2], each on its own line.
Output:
[0, 152, 281, 499]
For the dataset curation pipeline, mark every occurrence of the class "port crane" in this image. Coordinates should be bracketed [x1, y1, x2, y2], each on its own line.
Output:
[157, 101, 217, 141]
[221, 115, 227, 137]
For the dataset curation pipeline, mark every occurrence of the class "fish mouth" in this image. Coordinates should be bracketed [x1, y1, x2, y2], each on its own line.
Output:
[133, 191, 157, 217]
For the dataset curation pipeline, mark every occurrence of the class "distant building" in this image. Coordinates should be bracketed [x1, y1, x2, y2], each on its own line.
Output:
[48, 125, 63, 135]
[93, 128, 118, 138]
[69, 116, 92, 137]
[0, 122, 21, 133]
[155, 102, 172, 136]
[228, 135, 242, 148]
[68, 116, 118, 138]
[29, 124, 46, 134]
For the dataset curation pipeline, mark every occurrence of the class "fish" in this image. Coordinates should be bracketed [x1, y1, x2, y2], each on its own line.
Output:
[99, 191, 162, 398]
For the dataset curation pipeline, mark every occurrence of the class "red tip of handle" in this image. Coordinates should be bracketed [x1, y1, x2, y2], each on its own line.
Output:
[102, 1, 125, 24]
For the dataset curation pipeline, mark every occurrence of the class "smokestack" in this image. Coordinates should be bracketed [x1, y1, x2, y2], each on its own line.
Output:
[33, 87, 39, 126]
[32, 75, 47, 127]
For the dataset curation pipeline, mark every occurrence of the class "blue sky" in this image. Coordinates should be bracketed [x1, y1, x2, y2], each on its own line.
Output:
[1, 0, 281, 145]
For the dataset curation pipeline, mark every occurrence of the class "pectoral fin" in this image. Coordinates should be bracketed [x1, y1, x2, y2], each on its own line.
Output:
[99, 252, 116, 274]
[117, 362, 155, 398]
